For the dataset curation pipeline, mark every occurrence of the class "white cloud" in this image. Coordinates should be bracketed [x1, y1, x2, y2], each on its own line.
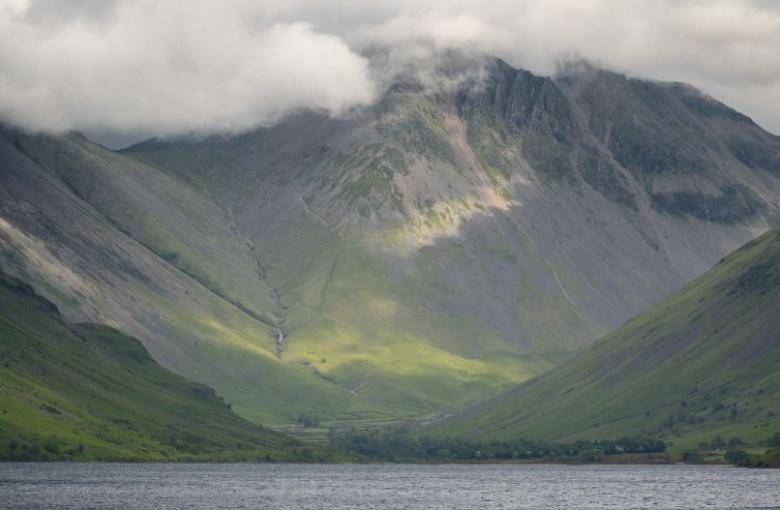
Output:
[1, 0, 780, 137]
[0, 0, 376, 136]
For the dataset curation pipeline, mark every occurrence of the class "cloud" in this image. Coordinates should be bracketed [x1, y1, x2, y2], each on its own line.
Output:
[345, 0, 780, 132]
[1, 0, 780, 137]
[0, 0, 376, 136]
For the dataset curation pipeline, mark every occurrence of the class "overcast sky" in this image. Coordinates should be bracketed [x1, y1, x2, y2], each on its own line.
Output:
[2, 0, 780, 146]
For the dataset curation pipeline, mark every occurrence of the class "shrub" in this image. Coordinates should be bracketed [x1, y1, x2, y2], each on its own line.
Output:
[296, 414, 320, 428]
[728, 437, 743, 447]
[682, 449, 701, 463]
[43, 436, 61, 455]
[724, 449, 750, 466]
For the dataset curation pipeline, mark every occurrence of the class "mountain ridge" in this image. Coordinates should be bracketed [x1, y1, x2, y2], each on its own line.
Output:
[2, 55, 779, 426]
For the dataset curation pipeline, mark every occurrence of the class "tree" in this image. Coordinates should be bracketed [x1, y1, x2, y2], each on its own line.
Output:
[43, 436, 61, 456]
[728, 437, 743, 447]
[724, 449, 750, 467]
[296, 414, 320, 428]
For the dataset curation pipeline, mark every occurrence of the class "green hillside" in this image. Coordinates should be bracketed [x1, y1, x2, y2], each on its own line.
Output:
[0, 127, 533, 426]
[0, 127, 364, 425]
[0, 271, 306, 461]
[434, 228, 780, 450]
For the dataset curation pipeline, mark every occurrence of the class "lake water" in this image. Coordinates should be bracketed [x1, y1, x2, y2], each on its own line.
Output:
[0, 463, 778, 509]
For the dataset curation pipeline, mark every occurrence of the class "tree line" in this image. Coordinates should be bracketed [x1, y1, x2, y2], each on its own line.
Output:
[328, 428, 666, 462]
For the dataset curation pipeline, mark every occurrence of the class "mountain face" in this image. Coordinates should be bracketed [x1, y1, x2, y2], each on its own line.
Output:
[2, 56, 779, 425]
[0, 271, 299, 461]
[432, 227, 780, 448]
[0, 126, 357, 425]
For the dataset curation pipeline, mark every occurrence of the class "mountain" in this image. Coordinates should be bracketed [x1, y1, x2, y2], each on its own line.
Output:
[0, 126, 354, 426]
[0, 271, 302, 461]
[432, 227, 780, 449]
[0, 125, 533, 427]
[2, 55, 779, 426]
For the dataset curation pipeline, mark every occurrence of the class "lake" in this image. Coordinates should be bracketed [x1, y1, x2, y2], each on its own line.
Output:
[1, 463, 778, 509]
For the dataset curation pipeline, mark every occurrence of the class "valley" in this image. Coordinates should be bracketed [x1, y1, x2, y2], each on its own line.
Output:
[1, 56, 779, 452]
[434, 227, 780, 451]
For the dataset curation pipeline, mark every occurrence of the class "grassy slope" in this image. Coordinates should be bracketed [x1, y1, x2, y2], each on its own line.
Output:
[0, 272, 311, 461]
[434, 229, 780, 450]
[1, 128, 533, 428]
[122, 127, 550, 425]
[10, 130, 276, 323]
[266, 228, 543, 419]
[82, 131, 542, 423]
[754, 447, 780, 467]
[0, 128, 356, 426]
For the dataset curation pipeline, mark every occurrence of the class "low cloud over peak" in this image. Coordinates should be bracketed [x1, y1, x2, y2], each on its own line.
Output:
[2, 0, 780, 139]
[0, 1, 376, 136]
